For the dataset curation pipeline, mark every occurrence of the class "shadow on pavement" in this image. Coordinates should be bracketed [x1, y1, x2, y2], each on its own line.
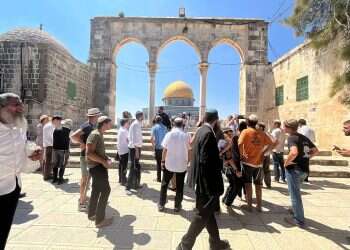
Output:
[13, 200, 39, 224]
[96, 205, 151, 250]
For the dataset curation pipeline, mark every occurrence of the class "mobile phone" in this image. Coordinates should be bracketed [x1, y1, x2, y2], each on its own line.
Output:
[332, 145, 341, 151]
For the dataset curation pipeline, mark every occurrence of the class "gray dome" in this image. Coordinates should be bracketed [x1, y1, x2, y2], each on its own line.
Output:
[0, 27, 70, 55]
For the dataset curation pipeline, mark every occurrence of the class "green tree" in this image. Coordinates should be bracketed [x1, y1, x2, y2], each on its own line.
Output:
[285, 0, 350, 104]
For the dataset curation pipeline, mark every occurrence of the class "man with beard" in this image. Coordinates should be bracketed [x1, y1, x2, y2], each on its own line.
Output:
[157, 106, 171, 130]
[177, 109, 230, 250]
[0, 93, 41, 249]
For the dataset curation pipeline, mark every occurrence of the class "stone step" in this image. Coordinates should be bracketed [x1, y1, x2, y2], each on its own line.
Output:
[65, 157, 350, 178]
[69, 148, 155, 160]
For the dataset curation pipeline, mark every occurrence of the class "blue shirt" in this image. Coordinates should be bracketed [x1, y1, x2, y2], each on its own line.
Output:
[151, 123, 167, 150]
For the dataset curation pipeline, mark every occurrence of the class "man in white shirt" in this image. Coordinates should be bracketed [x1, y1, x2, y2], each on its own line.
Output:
[126, 111, 143, 193]
[0, 93, 41, 249]
[117, 118, 129, 185]
[42, 115, 62, 180]
[298, 119, 316, 182]
[158, 117, 190, 212]
[271, 120, 287, 183]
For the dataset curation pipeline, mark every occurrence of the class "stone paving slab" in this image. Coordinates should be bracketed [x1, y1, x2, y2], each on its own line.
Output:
[5, 169, 350, 250]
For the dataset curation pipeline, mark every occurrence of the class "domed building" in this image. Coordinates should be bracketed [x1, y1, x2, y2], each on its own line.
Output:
[143, 80, 199, 125]
[0, 27, 92, 138]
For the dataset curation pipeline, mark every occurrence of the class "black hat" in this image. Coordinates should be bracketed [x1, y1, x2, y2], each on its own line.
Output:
[205, 109, 219, 121]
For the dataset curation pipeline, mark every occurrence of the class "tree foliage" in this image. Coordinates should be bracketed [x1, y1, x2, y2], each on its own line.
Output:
[285, 0, 350, 105]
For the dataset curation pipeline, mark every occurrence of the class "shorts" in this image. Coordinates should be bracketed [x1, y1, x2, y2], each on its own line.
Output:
[242, 164, 263, 185]
[80, 156, 89, 177]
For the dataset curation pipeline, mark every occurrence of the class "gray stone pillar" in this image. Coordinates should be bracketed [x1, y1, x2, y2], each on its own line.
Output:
[199, 62, 209, 121]
[148, 62, 157, 125]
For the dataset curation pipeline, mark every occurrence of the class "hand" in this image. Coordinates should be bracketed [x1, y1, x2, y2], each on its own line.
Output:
[161, 162, 165, 170]
[80, 143, 86, 151]
[104, 159, 113, 168]
[29, 149, 42, 161]
[235, 171, 242, 177]
[336, 149, 350, 157]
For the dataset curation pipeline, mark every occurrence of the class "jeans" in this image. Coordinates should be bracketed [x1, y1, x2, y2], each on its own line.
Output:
[159, 168, 186, 208]
[180, 194, 221, 248]
[52, 149, 69, 180]
[272, 152, 285, 181]
[88, 165, 111, 224]
[285, 168, 307, 225]
[0, 178, 20, 250]
[126, 147, 141, 190]
[155, 149, 163, 182]
[118, 153, 129, 185]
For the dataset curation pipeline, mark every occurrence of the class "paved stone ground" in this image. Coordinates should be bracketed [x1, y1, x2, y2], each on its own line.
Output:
[5, 169, 350, 250]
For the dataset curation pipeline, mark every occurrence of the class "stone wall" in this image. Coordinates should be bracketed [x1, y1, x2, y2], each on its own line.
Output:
[0, 40, 92, 138]
[263, 40, 350, 149]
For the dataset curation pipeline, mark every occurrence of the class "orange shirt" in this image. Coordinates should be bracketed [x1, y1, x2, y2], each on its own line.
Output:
[238, 127, 273, 167]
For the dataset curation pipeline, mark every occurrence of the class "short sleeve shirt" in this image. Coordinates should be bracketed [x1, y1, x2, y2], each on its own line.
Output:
[238, 127, 273, 167]
[271, 128, 286, 153]
[80, 122, 94, 156]
[161, 128, 190, 173]
[287, 133, 316, 172]
[86, 130, 107, 168]
[151, 124, 168, 150]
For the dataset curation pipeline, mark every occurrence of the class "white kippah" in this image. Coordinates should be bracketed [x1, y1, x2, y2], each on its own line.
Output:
[248, 114, 258, 122]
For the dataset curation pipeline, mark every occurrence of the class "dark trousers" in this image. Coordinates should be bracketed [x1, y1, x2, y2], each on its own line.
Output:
[263, 156, 271, 187]
[272, 152, 285, 181]
[304, 162, 310, 182]
[0, 179, 21, 250]
[159, 168, 186, 208]
[155, 149, 163, 182]
[181, 195, 221, 248]
[222, 168, 244, 206]
[43, 146, 53, 180]
[52, 149, 69, 180]
[126, 147, 141, 190]
[88, 165, 111, 224]
[118, 153, 129, 185]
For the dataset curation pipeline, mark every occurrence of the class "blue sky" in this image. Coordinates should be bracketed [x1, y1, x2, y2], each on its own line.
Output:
[0, 0, 304, 119]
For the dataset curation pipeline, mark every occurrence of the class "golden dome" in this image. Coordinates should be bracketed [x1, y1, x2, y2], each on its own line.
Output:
[163, 81, 194, 99]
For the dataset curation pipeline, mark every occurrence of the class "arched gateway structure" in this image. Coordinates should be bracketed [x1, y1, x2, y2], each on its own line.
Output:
[89, 16, 268, 124]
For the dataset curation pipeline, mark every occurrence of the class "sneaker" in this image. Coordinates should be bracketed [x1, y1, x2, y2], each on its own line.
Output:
[284, 217, 305, 228]
[57, 178, 68, 185]
[78, 202, 88, 212]
[209, 239, 231, 250]
[19, 192, 26, 198]
[126, 190, 133, 196]
[96, 217, 113, 228]
[158, 204, 165, 212]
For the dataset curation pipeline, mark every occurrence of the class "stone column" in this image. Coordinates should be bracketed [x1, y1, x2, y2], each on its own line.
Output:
[199, 62, 209, 121]
[148, 62, 157, 126]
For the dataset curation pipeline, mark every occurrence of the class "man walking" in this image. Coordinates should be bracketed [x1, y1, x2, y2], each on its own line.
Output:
[0, 93, 41, 249]
[177, 109, 230, 250]
[70, 108, 101, 212]
[151, 115, 167, 182]
[238, 114, 274, 212]
[52, 119, 72, 185]
[86, 116, 113, 228]
[117, 118, 129, 185]
[126, 111, 143, 193]
[271, 120, 286, 183]
[158, 117, 190, 212]
[157, 106, 171, 130]
[283, 119, 319, 227]
[43, 115, 62, 181]
[298, 119, 316, 182]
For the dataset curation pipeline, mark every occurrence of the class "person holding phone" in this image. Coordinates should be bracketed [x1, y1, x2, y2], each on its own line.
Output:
[283, 119, 319, 228]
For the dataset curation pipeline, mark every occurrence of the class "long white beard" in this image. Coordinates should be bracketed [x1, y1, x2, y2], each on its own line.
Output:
[0, 109, 27, 130]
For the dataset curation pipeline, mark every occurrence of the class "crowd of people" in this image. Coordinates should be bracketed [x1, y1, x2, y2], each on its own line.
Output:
[1, 92, 350, 250]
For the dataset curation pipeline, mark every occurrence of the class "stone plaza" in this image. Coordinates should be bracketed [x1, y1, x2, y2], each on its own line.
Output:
[5, 168, 350, 250]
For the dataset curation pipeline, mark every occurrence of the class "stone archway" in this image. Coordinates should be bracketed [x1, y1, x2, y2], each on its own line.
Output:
[89, 16, 268, 124]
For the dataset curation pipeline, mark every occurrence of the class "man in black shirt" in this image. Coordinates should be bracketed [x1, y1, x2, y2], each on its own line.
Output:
[52, 119, 72, 184]
[283, 119, 319, 227]
[157, 106, 171, 130]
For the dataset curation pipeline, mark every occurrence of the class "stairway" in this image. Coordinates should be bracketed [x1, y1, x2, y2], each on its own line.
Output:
[67, 128, 350, 178]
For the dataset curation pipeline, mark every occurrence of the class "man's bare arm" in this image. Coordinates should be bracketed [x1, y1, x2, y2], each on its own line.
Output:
[284, 146, 298, 167]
